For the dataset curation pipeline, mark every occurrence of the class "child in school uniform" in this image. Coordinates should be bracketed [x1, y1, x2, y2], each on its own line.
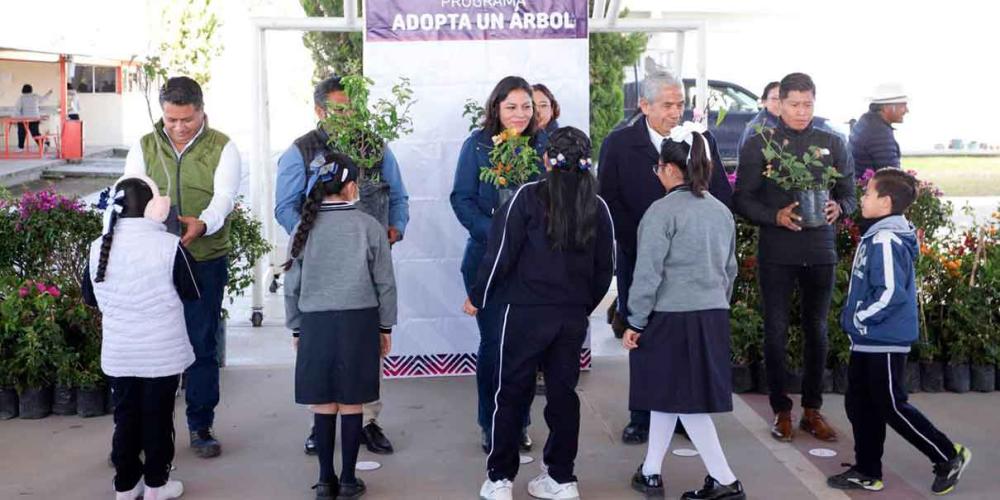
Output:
[827, 169, 970, 494]
[623, 122, 746, 500]
[284, 153, 397, 500]
[82, 175, 199, 500]
[465, 126, 615, 500]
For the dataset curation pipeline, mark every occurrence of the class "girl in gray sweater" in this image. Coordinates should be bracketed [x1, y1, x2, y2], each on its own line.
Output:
[284, 153, 397, 500]
[623, 123, 744, 500]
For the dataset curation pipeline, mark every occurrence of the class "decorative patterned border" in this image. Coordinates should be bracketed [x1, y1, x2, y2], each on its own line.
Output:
[383, 348, 592, 378]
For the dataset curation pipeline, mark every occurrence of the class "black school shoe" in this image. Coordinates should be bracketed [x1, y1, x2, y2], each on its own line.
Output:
[189, 428, 221, 458]
[827, 464, 884, 491]
[338, 478, 367, 499]
[631, 465, 664, 497]
[622, 422, 649, 444]
[681, 476, 746, 500]
[313, 481, 338, 500]
[305, 427, 318, 455]
[932, 443, 971, 495]
[361, 422, 394, 455]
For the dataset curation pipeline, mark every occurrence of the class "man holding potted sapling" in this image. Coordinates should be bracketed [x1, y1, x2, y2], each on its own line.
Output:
[733, 72, 855, 443]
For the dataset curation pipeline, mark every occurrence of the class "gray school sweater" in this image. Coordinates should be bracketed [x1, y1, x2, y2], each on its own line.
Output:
[284, 202, 397, 332]
[626, 187, 737, 332]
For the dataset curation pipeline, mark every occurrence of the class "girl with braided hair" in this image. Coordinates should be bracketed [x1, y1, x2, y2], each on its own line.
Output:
[624, 123, 745, 500]
[81, 175, 198, 500]
[283, 152, 397, 500]
[464, 126, 615, 500]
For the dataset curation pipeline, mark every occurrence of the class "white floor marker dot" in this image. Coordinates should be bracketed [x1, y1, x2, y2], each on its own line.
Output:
[672, 448, 699, 457]
[519, 455, 534, 464]
[356, 461, 381, 471]
[809, 448, 837, 458]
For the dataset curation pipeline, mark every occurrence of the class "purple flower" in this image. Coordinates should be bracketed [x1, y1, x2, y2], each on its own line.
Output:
[18, 288, 29, 298]
[47, 286, 61, 298]
[727, 171, 738, 188]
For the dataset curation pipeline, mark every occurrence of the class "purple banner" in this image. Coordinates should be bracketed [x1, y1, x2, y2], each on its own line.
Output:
[366, 0, 588, 42]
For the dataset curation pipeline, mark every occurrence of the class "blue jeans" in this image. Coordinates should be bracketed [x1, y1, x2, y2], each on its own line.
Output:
[461, 239, 531, 432]
[183, 255, 228, 432]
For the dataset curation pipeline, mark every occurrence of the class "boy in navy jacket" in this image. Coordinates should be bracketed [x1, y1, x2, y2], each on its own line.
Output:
[828, 169, 970, 495]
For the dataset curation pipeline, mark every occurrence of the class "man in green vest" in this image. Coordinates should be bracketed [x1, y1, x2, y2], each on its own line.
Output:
[124, 76, 241, 459]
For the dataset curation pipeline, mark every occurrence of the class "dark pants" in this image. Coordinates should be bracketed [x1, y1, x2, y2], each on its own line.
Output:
[462, 240, 530, 432]
[847, 352, 956, 478]
[16, 121, 41, 149]
[759, 262, 834, 413]
[614, 248, 650, 427]
[488, 304, 588, 484]
[183, 255, 228, 431]
[110, 375, 181, 491]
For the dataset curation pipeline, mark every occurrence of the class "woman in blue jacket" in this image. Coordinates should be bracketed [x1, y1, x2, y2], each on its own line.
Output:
[451, 75, 547, 454]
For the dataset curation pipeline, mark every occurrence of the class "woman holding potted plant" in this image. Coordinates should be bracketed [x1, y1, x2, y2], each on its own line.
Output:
[451, 75, 548, 454]
[733, 72, 856, 443]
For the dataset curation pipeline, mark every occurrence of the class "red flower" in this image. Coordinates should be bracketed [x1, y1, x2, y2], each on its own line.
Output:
[47, 286, 61, 298]
[18, 288, 29, 298]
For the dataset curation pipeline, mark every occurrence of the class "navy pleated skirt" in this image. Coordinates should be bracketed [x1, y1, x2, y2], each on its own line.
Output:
[295, 308, 380, 405]
[629, 309, 733, 414]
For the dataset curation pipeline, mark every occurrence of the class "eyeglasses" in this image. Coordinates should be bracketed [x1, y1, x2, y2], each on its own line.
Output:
[652, 162, 666, 176]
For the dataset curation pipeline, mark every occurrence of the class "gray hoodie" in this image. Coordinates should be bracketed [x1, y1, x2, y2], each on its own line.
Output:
[627, 187, 737, 331]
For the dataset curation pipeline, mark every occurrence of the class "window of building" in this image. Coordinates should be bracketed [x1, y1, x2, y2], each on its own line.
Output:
[72, 65, 118, 93]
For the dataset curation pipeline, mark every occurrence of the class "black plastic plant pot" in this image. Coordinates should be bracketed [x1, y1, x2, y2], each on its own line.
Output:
[18, 386, 53, 419]
[0, 388, 19, 420]
[732, 364, 754, 393]
[52, 385, 77, 416]
[944, 363, 970, 393]
[970, 364, 995, 393]
[793, 190, 830, 229]
[822, 368, 833, 393]
[77, 385, 108, 418]
[753, 361, 769, 394]
[921, 362, 945, 392]
[832, 364, 849, 394]
[785, 368, 804, 394]
[357, 180, 391, 227]
[904, 360, 922, 394]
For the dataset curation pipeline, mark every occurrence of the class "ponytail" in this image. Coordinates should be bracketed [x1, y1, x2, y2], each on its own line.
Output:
[686, 131, 712, 197]
[659, 130, 714, 198]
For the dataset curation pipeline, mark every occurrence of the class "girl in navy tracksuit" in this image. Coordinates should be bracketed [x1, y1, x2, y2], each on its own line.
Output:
[828, 169, 970, 495]
[451, 75, 548, 453]
[465, 127, 614, 500]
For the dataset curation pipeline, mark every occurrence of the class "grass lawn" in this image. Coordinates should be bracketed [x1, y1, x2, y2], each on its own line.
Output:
[902, 156, 1000, 197]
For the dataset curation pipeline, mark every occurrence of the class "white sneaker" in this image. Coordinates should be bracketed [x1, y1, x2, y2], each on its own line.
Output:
[528, 472, 580, 499]
[480, 478, 513, 500]
[143, 480, 184, 499]
[114, 481, 143, 500]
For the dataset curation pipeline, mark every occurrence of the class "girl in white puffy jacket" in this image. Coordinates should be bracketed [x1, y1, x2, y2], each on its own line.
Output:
[82, 175, 199, 500]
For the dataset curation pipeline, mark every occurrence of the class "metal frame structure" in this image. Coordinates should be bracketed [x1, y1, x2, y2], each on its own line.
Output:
[245, 2, 708, 326]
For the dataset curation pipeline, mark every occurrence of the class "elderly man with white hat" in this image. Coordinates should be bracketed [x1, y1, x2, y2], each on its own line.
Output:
[849, 83, 909, 177]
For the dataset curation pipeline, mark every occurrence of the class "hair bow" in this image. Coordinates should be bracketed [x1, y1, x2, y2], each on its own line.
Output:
[668, 121, 712, 163]
[305, 160, 348, 195]
[101, 189, 126, 235]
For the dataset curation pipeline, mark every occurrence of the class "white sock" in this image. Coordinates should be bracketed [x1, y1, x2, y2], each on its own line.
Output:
[678, 414, 737, 486]
[642, 411, 678, 476]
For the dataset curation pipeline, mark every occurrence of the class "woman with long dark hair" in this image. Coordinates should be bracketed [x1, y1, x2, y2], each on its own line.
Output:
[624, 123, 745, 500]
[451, 75, 548, 454]
[464, 127, 615, 500]
[532, 83, 560, 135]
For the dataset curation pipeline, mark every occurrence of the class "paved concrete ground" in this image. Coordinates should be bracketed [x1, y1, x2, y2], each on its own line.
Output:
[1, 290, 998, 500]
